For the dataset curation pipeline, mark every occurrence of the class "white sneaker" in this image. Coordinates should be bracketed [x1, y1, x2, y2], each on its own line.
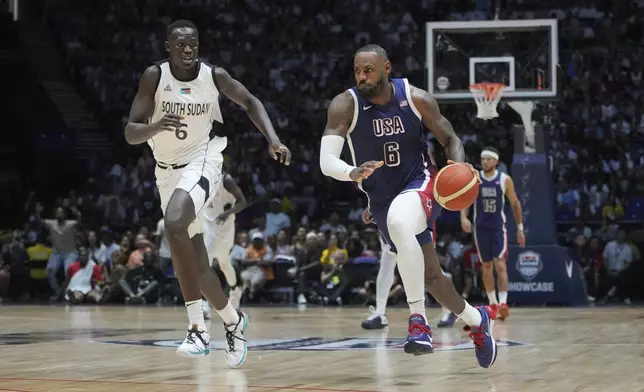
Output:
[176, 325, 210, 357]
[202, 301, 212, 320]
[224, 311, 249, 368]
[297, 293, 307, 305]
[230, 287, 243, 309]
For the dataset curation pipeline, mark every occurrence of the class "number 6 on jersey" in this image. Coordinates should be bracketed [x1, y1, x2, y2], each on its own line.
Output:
[383, 141, 400, 167]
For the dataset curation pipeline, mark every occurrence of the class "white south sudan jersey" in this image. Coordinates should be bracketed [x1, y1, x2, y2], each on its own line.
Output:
[148, 60, 226, 164]
[204, 180, 237, 223]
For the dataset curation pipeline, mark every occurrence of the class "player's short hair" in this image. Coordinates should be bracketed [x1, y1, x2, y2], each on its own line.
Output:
[355, 44, 389, 61]
[166, 19, 198, 39]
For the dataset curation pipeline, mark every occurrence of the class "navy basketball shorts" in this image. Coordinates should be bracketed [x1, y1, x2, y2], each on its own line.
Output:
[370, 172, 440, 254]
[473, 226, 508, 262]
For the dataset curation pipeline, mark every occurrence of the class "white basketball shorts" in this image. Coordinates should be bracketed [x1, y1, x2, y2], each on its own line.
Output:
[154, 142, 223, 237]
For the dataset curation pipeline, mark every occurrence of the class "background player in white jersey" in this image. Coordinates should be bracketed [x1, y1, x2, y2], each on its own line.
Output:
[124, 20, 291, 368]
[201, 171, 247, 318]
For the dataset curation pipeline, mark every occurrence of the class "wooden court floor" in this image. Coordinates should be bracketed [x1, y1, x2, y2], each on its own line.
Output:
[1, 305, 643, 392]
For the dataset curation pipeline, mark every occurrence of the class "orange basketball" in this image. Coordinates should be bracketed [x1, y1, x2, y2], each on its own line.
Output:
[433, 163, 479, 211]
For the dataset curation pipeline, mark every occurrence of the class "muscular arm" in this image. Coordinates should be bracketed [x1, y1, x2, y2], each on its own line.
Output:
[124, 65, 161, 145]
[319, 92, 357, 181]
[222, 174, 248, 216]
[214, 67, 280, 147]
[504, 175, 524, 228]
[410, 85, 465, 163]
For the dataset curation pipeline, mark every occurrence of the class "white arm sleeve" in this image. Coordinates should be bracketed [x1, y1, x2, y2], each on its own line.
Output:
[319, 135, 357, 182]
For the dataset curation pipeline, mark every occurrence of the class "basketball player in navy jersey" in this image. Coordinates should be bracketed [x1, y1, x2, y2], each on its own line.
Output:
[461, 147, 525, 321]
[125, 20, 291, 367]
[320, 44, 497, 368]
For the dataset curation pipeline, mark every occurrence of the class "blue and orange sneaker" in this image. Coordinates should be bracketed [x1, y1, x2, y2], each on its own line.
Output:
[463, 306, 497, 368]
[403, 314, 434, 355]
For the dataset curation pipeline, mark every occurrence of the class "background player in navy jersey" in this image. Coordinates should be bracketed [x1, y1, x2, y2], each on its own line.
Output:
[319, 44, 497, 368]
[461, 147, 525, 321]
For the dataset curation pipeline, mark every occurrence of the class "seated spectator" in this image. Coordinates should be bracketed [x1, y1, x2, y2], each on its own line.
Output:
[294, 231, 327, 305]
[601, 196, 625, 221]
[119, 250, 165, 304]
[274, 229, 294, 257]
[240, 232, 273, 301]
[598, 230, 635, 304]
[62, 247, 104, 304]
[0, 230, 30, 303]
[127, 233, 155, 269]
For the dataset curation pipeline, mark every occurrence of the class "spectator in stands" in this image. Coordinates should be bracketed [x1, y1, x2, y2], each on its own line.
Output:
[584, 237, 605, 301]
[265, 199, 292, 237]
[37, 204, 81, 300]
[62, 246, 103, 304]
[320, 212, 347, 234]
[241, 232, 273, 301]
[274, 229, 294, 257]
[96, 229, 119, 267]
[0, 230, 30, 303]
[295, 231, 326, 305]
[127, 233, 155, 269]
[119, 250, 165, 305]
[87, 230, 100, 262]
[601, 196, 625, 221]
[26, 233, 52, 298]
[599, 230, 634, 304]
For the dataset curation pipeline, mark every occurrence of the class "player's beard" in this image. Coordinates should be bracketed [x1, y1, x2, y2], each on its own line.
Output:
[357, 74, 387, 99]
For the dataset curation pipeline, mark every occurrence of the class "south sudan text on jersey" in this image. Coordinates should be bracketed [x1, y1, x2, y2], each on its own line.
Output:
[160, 101, 211, 116]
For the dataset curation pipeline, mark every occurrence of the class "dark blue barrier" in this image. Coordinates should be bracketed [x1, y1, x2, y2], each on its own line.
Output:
[507, 245, 588, 306]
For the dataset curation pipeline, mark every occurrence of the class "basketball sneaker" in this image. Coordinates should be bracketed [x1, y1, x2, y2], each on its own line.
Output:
[176, 325, 210, 357]
[498, 303, 509, 321]
[202, 301, 212, 320]
[464, 306, 497, 368]
[361, 306, 389, 330]
[403, 314, 434, 355]
[224, 311, 249, 368]
[230, 287, 243, 309]
[437, 312, 457, 328]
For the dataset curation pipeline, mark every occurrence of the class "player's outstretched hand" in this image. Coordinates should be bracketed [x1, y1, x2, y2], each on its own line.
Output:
[270, 143, 292, 165]
[350, 161, 384, 182]
[154, 114, 184, 132]
[360, 208, 373, 225]
[447, 160, 481, 183]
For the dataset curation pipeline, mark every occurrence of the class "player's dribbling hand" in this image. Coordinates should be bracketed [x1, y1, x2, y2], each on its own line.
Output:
[154, 114, 184, 132]
[215, 212, 231, 225]
[360, 208, 373, 225]
[517, 230, 526, 248]
[270, 143, 292, 166]
[461, 218, 472, 233]
[447, 160, 481, 183]
[350, 161, 384, 182]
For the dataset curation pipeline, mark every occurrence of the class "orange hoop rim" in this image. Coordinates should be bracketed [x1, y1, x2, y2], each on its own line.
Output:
[469, 82, 506, 100]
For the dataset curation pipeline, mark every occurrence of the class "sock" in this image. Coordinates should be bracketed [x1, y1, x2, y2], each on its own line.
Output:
[216, 300, 240, 326]
[487, 291, 498, 305]
[185, 299, 206, 329]
[375, 245, 397, 316]
[498, 291, 508, 304]
[458, 302, 483, 327]
[409, 299, 427, 322]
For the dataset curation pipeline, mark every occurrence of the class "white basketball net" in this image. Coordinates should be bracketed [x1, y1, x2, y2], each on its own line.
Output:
[469, 83, 506, 120]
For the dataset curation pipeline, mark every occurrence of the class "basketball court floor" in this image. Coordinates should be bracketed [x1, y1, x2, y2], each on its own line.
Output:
[0, 306, 642, 392]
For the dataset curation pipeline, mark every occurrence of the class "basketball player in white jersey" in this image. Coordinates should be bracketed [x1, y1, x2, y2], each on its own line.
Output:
[124, 20, 291, 368]
[201, 172, 247, 318]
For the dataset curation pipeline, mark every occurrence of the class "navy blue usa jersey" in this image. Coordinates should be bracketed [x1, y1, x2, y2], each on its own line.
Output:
[474, 170, 508, 229]
[346, 78, 436, 212]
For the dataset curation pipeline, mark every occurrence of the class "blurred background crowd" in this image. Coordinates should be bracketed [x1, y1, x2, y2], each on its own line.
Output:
[1, 0, 643, 306]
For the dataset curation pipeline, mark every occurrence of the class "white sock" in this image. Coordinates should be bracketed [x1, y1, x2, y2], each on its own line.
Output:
[498, 291, 508, 304]
[185, 299, 206, 329]
[487, 291, 498, 305]
[458, 302, 483, 327]
[375, 245, 397, 316]
[386, 192, 428, 323]
[216, 300, 240, 326]
[409, 299, 427, 322]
